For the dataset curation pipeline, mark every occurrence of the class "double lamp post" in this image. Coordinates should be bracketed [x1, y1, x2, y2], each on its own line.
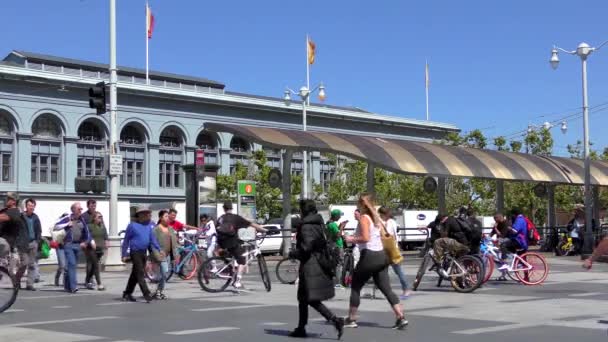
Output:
[550, 40, 608, 255]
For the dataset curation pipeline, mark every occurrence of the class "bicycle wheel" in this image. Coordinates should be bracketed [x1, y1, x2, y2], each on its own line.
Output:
[258, 255, 271, 292]
[450, 255, 483, 293]
[198, 257, 234, 292]
[341, 253, 354, 287]
[482, 255, 494, 284]
[144, 258, 161, 283]
[412, 254, 431, 291]
[276, 257, 299, 284]
[514, 253, 549, 285]
[178, 252, 198, 280]
[0, 266, 18, 313]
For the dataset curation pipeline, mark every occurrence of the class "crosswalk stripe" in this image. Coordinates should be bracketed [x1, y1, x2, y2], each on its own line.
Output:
[452, 323, 535, 335]
[165, 327, 239, 335]
[2, 316, 120, 327]
[192, 304, 273, 312]
[569, 292, 604, 297]
[51, 305, 72, 309]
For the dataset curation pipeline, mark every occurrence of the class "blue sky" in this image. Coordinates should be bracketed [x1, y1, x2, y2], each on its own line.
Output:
[3, 0, 608, 156]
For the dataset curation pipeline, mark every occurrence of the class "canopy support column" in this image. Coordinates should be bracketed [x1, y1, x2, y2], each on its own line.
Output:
[367, 163, 375, 195]
[281, 149, 294, 257]
[438, 177, 446, 214]
[546, 184, 557, 252]
[496, 180, 505, 214]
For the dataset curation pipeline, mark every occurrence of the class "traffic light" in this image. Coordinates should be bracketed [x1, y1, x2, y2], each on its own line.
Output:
[88, 81, 107, 115]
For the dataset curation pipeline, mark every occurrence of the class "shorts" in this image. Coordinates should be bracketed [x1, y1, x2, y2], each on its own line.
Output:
[227, 245, 246, 265]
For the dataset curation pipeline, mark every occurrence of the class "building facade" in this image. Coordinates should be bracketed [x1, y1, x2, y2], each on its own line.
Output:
[0, 50, 459, 206]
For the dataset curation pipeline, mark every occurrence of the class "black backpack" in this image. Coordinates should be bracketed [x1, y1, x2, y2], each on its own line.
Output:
[455, 217, 481, 247]
[216, 215, 236, 238]
[317, 226, 340, 277]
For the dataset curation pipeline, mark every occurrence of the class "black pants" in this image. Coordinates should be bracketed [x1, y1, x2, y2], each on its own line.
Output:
[85, 247, 103, 285]
[350, 249, 399, 308]
[124, 251, 151, 296]
[500, 239, 522, 257]
[298, 300, 335, 328]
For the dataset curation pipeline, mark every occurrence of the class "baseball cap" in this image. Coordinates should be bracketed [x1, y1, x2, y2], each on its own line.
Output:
[223, 201, 233, 210]
[135, 206, 152, 215]
[331, 209, 343, 217]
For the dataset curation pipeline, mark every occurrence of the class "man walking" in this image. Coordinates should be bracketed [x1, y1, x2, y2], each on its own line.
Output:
[81, 199, 98, 224]
[167, 208, 197, 233]
[54, 202, 91, 293]
[22, 198, 42, 289]
[0, 193, 35, 290]
[121, 206, 160, 303]
[326, 209, 346, 287]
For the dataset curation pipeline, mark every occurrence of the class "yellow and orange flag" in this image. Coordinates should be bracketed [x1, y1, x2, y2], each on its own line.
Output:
[146, 4, 155, 39]
[307, 37, 316, 65]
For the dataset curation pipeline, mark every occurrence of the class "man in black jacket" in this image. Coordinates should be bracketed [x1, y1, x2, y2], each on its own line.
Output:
[0, 193, 36, 290]
[432, 214, 470, 277]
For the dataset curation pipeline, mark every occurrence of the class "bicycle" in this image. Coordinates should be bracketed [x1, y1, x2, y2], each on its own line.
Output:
[340, 246, 354, 287]
[412, 229, 484, 293]
[0, 252, 19, 313]
[198, 229, 271, 292]
[556, 230, 575, 256]
[480, 237, 519, 283]
[145, 230, 203, 282]
[276, 242, 299, 285]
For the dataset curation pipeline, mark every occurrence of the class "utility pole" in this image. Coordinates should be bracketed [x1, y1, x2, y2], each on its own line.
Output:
[105, 0, 122, 268]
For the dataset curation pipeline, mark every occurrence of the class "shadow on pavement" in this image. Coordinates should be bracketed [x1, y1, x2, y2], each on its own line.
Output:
[264, 329, 329, 339]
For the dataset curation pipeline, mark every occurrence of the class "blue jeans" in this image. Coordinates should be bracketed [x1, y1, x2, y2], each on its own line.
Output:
[391, 263, 409, 291]
[63, 243, 80, 292]
[157, 256, 170, 291]
[55, 248, 66, 285]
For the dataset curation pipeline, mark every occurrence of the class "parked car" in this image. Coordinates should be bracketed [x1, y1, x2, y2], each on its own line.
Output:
[257, 224, 293, 255]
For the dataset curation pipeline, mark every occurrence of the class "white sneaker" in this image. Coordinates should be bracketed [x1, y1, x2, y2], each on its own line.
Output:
[438, 269, 450, 278]
[498, 264, 510, 271]
[233, 280, 243, 289]
[210, 267, 219, 274]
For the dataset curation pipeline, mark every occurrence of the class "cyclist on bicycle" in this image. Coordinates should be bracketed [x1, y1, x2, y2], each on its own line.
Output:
[498, 208, 528, 270]
[216, 201, 267, 289]
[431, 213, 470, 278]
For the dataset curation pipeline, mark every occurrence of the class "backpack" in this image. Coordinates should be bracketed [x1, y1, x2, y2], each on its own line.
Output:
[455, 217, 482, 247]
[216, 215, 236, 238]
[317, 226, 340, 277]
[524, 216, 540, 246]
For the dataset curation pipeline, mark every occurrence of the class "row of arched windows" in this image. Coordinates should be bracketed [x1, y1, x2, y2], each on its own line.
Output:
[0, 111, 254, 188]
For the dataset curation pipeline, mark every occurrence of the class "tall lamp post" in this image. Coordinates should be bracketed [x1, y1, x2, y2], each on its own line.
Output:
[550, 40, 608, 255]
[283, 84, 326, 199]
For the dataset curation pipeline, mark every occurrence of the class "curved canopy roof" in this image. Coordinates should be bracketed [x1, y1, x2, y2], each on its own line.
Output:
[206, 123, 608, 186]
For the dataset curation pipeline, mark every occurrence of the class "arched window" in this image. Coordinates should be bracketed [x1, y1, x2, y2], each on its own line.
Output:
[229, 136, 250, 174]
[77, 121, 106, 177]
[31, 115, 62, 184]
[196, 131, 218, 165]
[119, 124, 145, 187]
[159, 126, 183, 188]
[0, 113, 14, 182]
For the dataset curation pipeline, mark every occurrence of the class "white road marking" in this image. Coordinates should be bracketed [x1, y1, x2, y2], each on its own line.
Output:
[261, 322, 288, 326]
[97, 302, 130, 306]
[2, 316, 120, 327]
[165, 327, 239, 335]
[192, 304, 273, 312]
[20, 294, 87, 300]
[569, 292, 604, 297]
[452, 323, 535, 335]
[0, 327, 101, 341]
[52, 305, 72, 309]
[3, 309, 25, 313]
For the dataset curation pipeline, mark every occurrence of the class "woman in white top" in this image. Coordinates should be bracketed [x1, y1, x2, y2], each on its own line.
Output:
[343, 193, 408, 330]
[378, 206, 411, 299]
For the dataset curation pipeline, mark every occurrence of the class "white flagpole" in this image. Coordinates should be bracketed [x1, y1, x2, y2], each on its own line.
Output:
[425, 59, 430, 121]
[302, 35, 310, 199]
[145, 1, 150, 85]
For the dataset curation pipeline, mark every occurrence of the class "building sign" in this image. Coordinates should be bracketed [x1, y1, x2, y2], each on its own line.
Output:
[108, 154, 123, 175]
[237, 180, 256, 221]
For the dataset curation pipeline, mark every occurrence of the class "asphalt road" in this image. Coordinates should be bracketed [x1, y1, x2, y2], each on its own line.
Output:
[1, 255, 607, 342]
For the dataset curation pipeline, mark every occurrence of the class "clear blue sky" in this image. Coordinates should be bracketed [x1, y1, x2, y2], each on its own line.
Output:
[4, 0, 608, 156]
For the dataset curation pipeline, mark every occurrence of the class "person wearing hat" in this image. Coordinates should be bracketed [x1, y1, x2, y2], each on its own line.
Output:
[326, 209, 347, 287]
[0, 192, 36, 290]
[121, 206, 161, 302]
[216, 201, 267, 289]
[567, 205, 596, 256]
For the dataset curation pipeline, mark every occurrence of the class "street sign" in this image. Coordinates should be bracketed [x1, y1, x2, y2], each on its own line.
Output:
[237, 180, 256, 221]
[108, 154, 123, 175]
[195, 149, 205, 181]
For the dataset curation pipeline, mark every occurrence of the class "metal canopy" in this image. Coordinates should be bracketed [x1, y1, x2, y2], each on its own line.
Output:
[205, 122, 608, 186]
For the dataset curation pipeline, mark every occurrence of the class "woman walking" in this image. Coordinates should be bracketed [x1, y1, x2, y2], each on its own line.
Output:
[153, 210, 178, 299]
[288, 199, 344, 339]
[378, 206, 411, 299]
[85, 212, 108, 291]
[344, 193, 408, 330]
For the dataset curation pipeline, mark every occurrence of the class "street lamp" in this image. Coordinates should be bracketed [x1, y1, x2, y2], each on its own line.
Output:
[284, 83, 326, 199]
[550, 40, 608, 255]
